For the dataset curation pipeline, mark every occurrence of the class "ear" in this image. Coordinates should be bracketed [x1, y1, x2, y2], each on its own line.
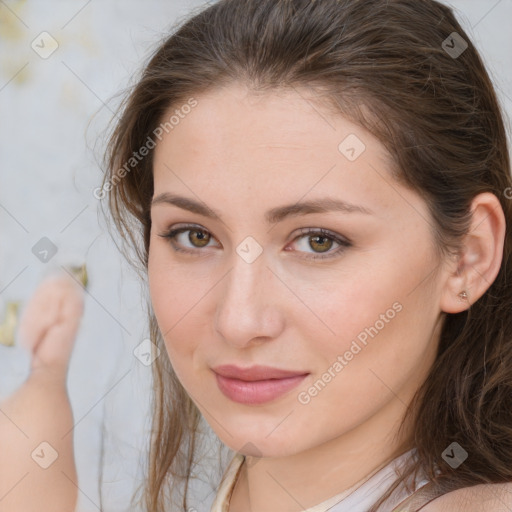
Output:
[440, 192, 506, 314]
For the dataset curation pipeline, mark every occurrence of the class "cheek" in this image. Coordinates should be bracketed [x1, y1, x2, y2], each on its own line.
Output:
[293, 296, 434, 444]
[147, 248, 209, 371]
[296, 266, 398, 350]
[147, 240, 237, 397]
[302, 249, 437, 374]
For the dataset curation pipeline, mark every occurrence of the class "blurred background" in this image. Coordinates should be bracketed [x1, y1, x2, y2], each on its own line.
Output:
[0, 1, 511, 511]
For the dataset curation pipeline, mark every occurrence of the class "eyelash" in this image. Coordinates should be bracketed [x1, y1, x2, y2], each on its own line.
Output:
[158, 224, 352, 261]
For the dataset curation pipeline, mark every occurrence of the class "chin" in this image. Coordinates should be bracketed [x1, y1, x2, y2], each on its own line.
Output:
[213, 425, 305, 459]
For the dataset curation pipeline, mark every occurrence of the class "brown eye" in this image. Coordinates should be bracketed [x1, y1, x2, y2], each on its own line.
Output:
[188, 229, 210, 247]
[290, 228, 352, 260]
[158, 225, 218, 255]
[308, 234, 333, 253]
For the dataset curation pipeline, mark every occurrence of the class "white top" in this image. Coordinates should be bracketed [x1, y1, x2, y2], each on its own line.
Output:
[210, 448, 431, 512]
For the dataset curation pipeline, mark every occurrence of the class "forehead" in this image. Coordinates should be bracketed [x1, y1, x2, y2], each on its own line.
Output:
[151, 83, 417, 222]
[154, 83, 377, 162]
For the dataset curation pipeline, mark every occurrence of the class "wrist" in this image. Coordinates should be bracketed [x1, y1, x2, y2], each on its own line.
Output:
[28, 364, 69, 387]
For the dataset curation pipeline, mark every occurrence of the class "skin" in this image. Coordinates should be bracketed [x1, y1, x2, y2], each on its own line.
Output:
[148, 82, 506, 512]
[423, 483, 512, 512]
[0, 273, 83, 512]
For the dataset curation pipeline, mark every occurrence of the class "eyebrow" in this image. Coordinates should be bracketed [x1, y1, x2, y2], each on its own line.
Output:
[151, 192, 374, 224]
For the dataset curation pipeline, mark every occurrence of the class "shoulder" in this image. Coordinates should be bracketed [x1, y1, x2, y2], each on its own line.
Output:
[421, 482, 512, 512]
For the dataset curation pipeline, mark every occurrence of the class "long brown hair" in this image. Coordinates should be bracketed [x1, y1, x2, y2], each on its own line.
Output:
[99, 0, 512, 510]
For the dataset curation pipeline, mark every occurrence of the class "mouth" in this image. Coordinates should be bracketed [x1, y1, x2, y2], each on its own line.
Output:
[212, 364, 309, 405]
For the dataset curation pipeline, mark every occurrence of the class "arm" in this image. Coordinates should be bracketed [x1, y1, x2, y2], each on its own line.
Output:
[0, 273, 84, 512]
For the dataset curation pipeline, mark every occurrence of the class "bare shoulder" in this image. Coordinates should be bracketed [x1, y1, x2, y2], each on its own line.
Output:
[422, 482, 512, 512]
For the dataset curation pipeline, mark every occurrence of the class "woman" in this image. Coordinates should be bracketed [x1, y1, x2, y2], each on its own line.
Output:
[2, 0, 512, 511]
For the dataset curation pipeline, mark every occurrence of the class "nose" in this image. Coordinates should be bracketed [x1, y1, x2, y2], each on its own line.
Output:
[214, 249, 285, 349]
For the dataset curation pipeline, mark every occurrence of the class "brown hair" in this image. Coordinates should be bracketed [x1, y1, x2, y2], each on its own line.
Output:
[99, 0, 512, 510]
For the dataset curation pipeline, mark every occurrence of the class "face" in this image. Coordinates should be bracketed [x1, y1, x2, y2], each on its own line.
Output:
[148, 82, 446, 457]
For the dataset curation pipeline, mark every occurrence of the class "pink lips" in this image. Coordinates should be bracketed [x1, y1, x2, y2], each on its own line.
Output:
[212, 364, 309, 404]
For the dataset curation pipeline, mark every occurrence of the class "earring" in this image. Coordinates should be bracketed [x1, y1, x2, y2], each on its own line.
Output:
[458, 290, 468, 301]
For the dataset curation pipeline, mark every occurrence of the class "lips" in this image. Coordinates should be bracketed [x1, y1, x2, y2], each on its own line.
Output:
[212, 364, 309, 404]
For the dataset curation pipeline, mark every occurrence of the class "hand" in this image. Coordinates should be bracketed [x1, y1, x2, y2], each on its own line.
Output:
[17, 271, 85, 379]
